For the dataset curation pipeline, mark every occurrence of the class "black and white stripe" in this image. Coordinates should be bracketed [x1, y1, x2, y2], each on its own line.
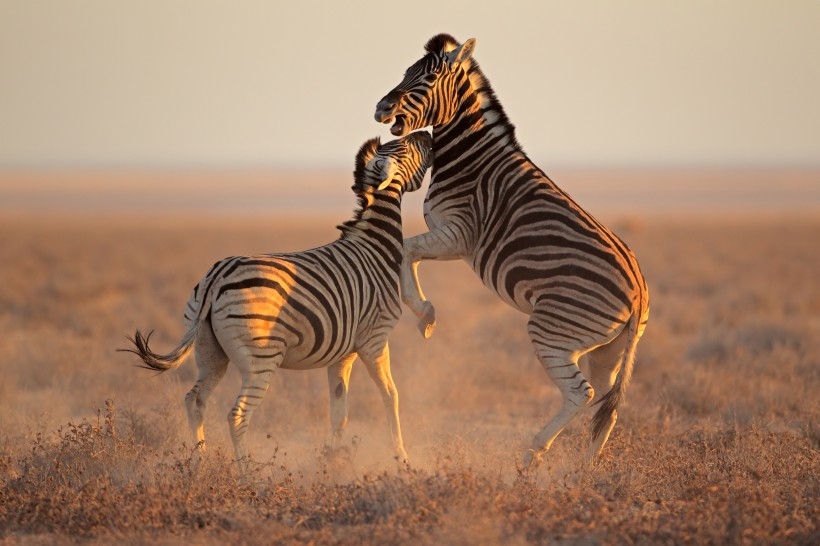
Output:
[375, 34, 649, 464]
[121, 132, 432, 471]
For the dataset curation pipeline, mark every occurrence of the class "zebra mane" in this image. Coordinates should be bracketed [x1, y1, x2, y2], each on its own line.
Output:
[338, 137, 381, 237]
[423, 34, 520, 151]
[456, 45, 522, 153]
[425, 33, 460, 54]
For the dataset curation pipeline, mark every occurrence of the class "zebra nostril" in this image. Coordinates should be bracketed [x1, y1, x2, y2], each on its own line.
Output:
[375, 99, 395, 118]
[375, 94, 401, 116]
[375, 102, 397, 122]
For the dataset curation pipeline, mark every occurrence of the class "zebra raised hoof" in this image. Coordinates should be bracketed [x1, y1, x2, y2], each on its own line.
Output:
[375, 34, 650, 465]
[120, 131, 433, 475]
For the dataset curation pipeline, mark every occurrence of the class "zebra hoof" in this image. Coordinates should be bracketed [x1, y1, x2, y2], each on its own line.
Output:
[418, 302, 436, 339]
[522, 449, 542, 469]
[419, 320, 436, 339]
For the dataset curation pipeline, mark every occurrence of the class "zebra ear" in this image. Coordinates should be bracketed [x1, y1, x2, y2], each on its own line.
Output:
[447, 37, 476, 70]
[377, 160, 398, 191]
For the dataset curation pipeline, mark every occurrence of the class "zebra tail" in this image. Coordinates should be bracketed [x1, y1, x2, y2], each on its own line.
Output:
[119, 322, 200, 373]
[590, 311, 640, 440]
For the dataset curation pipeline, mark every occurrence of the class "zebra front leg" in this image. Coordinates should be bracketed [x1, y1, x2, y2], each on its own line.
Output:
[401, 226, 471, 338]
[325, 354, 357, 456]
[359, 341, 408, 463]
[400, 257, 436, 338]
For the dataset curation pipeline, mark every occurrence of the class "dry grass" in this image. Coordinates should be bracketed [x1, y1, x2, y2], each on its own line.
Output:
[0, 211, 818, 545]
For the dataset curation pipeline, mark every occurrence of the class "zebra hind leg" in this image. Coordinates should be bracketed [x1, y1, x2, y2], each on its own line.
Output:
[227, 355, 278, 478]
[523, 318, 595, 468]
[185, 318, 229, 452]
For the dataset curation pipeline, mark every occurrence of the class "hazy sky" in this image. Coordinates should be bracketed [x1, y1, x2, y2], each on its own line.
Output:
[1, 0, 819, 169]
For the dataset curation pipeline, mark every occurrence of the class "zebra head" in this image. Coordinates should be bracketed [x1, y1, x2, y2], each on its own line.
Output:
[375, 34, 476, 137]
[354, 131, 433, 196]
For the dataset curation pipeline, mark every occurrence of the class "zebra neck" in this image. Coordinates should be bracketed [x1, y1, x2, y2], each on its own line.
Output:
[337, 192, 404, 268]
[433, 67, 519, 172]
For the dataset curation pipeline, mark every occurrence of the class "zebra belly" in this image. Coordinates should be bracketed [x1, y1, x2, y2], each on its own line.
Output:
[469, 247, 634, 343]
[483, 269, 536, 315]
[211, 300, 358, 371]
[279, 341, 356, 370]
[463, 259, 535, 314]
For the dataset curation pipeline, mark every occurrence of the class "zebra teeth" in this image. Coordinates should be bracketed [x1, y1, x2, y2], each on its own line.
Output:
[390, 115, 407, 136]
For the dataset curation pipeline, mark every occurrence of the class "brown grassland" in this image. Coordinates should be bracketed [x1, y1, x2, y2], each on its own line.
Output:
[0, 210, 817, 545]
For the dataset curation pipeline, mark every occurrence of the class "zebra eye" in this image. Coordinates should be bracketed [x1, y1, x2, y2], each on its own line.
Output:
[375, 159, 384, 169]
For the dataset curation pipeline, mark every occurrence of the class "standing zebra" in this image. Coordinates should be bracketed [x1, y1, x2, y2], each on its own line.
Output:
[121, 131, 432, 472]
[374, 34, 649, 465]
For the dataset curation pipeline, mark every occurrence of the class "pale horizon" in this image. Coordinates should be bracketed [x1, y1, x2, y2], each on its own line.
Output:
[2, 167, 818, 218]
[2, 1, 820, 171]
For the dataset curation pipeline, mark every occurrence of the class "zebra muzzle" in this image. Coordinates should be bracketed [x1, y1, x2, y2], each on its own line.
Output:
[375, 94, 409, 136]
[374, 104, 395, 124]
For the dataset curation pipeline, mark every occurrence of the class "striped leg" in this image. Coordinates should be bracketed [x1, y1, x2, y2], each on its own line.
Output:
[326, 354, 357, 452]
[228, 354, 278, 474]
[401, 225, 470, 338]
[358, 342, 408, 463]
[524, 313, 595, 468]
[185, 318, 229, 451]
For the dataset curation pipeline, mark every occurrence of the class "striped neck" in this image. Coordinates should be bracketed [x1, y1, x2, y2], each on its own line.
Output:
[337, 189, 404, 268]
[433, 64, 520, 170]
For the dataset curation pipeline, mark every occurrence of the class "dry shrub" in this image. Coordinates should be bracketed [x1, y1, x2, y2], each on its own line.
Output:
[2, 401, 817, 545]
[2, 401, 262, 539]
[2, 214, 819, 545]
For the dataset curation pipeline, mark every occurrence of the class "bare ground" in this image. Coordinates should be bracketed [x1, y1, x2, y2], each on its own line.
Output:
[0, 211, 817, 545]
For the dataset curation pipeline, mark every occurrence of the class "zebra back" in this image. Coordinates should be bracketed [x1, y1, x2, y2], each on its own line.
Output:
[182, 132, 432, 368]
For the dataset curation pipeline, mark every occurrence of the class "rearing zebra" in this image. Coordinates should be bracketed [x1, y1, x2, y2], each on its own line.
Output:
[374, 34, 649, 465]
[120, 131, 433, 471]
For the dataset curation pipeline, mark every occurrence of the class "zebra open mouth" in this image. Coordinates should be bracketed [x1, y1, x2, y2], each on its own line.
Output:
[389, 115, 407, 136]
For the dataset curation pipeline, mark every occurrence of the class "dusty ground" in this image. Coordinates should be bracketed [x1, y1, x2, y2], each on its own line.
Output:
[0, 209, 817, 544]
